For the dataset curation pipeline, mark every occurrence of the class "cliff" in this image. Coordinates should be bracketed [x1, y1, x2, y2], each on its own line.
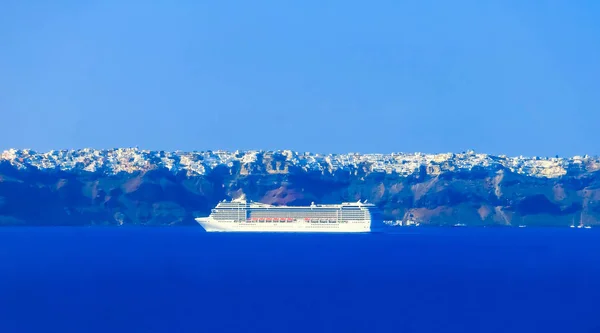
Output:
[1, 148, 599, 227]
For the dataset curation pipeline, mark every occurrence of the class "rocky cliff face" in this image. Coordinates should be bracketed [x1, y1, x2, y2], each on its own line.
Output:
[1, 148, 599, 227]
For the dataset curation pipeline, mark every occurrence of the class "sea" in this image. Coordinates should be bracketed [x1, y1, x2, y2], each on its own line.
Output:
[1, 227, 599, 333]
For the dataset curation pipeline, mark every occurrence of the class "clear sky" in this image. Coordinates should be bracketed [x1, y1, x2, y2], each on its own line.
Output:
[1, 1, 599, 156]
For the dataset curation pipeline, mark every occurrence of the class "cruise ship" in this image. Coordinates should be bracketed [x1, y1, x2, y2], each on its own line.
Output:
[195, 198, 378, 232]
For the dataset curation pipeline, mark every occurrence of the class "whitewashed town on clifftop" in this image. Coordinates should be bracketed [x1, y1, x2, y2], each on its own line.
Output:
[2, 148, 599, 178]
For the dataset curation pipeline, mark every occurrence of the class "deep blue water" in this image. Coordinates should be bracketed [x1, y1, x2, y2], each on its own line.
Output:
[1, 227, 600, 333]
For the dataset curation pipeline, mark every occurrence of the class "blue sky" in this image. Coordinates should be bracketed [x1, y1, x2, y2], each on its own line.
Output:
[1, 1, 599, 156]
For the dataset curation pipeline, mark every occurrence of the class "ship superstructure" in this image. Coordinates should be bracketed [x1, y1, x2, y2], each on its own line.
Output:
[195, 198, 376, 232]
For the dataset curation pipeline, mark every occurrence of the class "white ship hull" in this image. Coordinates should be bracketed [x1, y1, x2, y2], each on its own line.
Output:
[196, 217, 370, 233]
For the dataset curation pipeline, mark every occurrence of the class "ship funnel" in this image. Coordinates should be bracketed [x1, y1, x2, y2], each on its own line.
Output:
[232, 192, 247, 203]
